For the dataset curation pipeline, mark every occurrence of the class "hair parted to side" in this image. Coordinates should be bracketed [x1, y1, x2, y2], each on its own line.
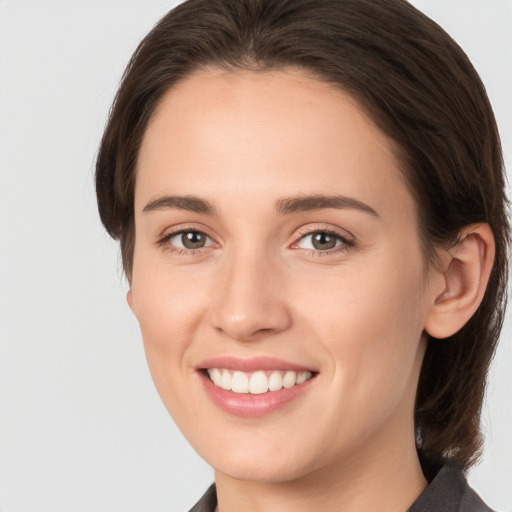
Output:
[95, 0, 509, 470]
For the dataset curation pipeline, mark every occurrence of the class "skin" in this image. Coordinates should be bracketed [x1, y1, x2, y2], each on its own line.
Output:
[127, 68, 492, 511]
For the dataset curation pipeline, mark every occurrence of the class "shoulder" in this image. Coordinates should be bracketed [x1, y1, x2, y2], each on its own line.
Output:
[189, 468, 494, 512]
[409, 465, 494, 512]
[188, 483, 217, 512]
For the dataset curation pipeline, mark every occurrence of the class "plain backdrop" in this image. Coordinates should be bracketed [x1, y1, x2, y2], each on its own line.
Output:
[0, 1, 510, 511]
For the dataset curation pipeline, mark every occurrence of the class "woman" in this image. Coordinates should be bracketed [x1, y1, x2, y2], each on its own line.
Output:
[95, 0, 509, 510]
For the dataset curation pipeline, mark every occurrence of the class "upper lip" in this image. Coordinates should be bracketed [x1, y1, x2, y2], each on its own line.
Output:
[196, 356, 317, 373]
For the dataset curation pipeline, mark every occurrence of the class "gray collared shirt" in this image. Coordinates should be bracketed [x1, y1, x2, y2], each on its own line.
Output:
[188, 465, 493, 512]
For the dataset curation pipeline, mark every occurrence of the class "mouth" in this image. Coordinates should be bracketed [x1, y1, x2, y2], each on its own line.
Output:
[204, 368, 314, 394]
[196, 356, 318, 417]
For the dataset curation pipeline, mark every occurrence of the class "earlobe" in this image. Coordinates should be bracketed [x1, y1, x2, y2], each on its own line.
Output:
[424, 223, 495, 339]
[127, 289, 135, 313]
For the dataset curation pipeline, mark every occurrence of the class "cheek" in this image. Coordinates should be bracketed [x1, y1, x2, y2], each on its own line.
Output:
[132, 261, 208, 342]
[130, 265, 210, 402]
[299, 252, 427, 413]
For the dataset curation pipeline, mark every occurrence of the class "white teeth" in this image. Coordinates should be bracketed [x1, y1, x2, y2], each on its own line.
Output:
[210, 368, 222, 386]
[206, 368, 313, 394]
[231, 371, 249, 393]
[296, 371, 311, 384]
[220, 370, 232, 390]
[249, 371, 268, 394]
[268, 371, 283, 391]
[283, 371, 297, 389]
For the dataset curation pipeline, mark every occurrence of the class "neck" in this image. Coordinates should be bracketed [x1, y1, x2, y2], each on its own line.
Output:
[214, 423, 427, 512]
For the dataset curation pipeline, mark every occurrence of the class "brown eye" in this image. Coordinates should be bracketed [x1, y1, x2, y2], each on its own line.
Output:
[311, 232, 337, 250]
[295, 230, 351, 253]
[180, 231, 207, 249]
[162, 230, 214, 251]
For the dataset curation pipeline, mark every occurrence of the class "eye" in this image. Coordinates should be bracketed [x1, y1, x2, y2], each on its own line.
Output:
[295, 230, 352, 253]
[158, 229, 215, 251]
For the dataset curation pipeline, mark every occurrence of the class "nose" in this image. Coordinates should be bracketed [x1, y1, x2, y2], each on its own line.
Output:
[209, 249, 292, 342]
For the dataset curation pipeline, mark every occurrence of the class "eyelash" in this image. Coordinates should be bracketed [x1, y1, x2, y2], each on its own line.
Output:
[155, 226, 354, 257]
[293, 226, 354, 257]
[155, 227, 215, 257]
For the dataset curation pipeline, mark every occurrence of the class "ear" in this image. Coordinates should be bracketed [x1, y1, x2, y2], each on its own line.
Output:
[424, 223, 495, 339]
[127, 289, 135, 313]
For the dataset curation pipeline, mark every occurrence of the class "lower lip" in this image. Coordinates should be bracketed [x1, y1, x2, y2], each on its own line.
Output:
[198, 371, 317, 417]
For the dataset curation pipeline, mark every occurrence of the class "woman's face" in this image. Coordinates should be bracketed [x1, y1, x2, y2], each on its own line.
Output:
[129, 68, 438, 483]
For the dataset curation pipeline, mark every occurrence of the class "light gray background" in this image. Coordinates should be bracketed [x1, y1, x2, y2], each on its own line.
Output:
[0, 1, 510, 511]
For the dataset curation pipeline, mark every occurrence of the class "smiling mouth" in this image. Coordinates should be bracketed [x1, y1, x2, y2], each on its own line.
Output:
[205, 368, 315, 394]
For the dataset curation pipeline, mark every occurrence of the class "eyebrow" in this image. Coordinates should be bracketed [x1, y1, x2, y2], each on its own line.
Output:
[143, 195, 217, 215]
[276, 194, 379, 217]
[142, 193, 379, 218]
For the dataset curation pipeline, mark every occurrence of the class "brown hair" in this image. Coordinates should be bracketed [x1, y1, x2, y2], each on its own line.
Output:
[95, 0, 509, 470]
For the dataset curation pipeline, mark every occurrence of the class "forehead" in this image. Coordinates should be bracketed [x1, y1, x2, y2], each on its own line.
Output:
[136, 67, 415, 221]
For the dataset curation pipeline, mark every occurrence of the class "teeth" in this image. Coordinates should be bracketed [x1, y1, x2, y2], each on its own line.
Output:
[206, 368, 313, 394]
[296, 370, 309, 384]
[220, 370, 232, 390]
[231, 371, 249, 393]
[210, 368, 222, 386]
[249, 371, 268, 394]
[283, 370, 296, 389]
[268, 371, 283, 391]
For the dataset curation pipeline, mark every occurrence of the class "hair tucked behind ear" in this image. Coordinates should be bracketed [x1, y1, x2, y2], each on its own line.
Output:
[95, 0, 510, 469]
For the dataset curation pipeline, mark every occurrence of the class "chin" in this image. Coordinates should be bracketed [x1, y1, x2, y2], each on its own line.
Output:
[215, 458, 309, 484]
[199, 438, 318, 484]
